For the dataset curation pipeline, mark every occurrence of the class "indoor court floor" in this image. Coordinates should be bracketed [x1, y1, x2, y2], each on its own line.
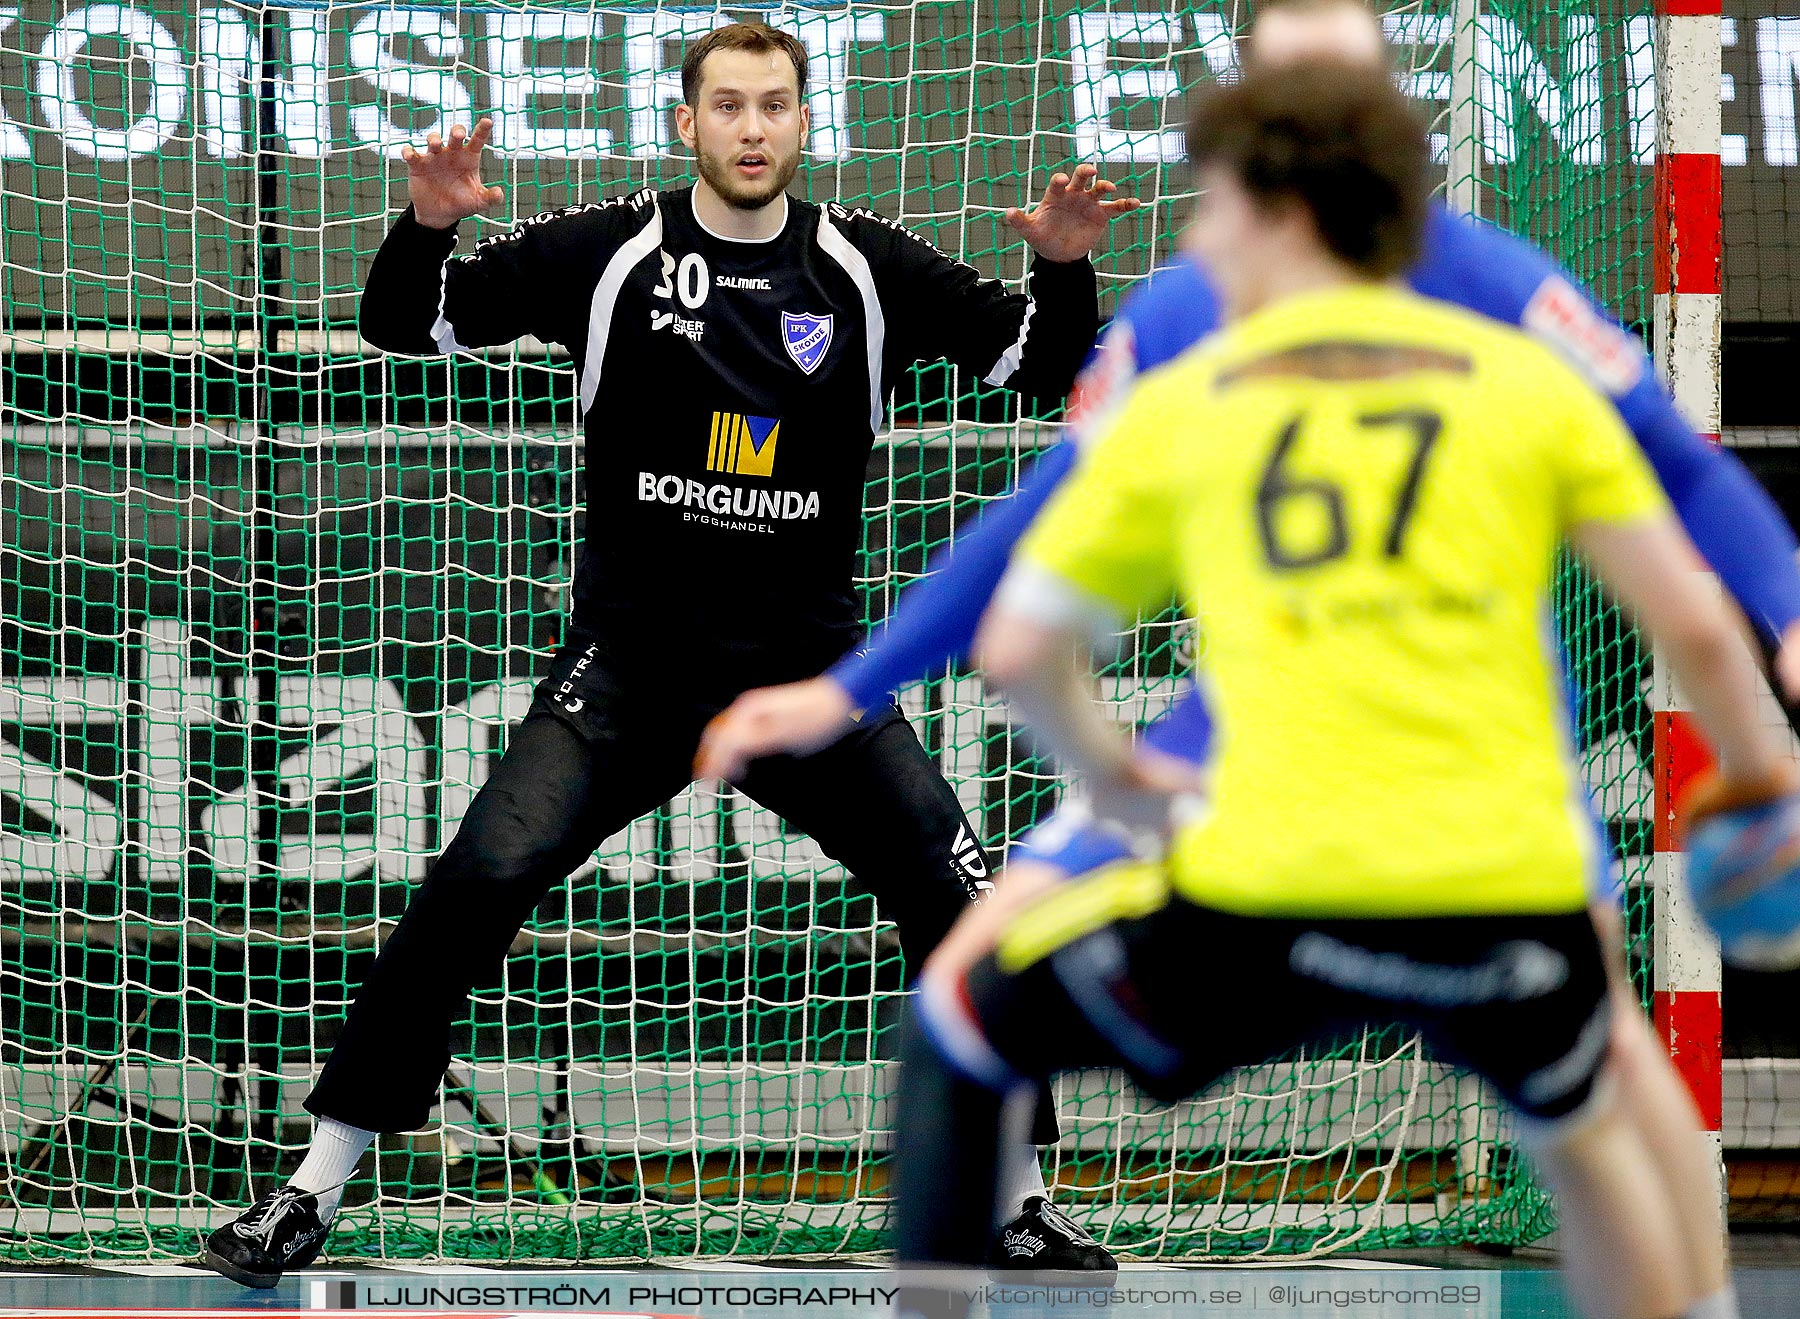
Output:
[2, 1239, 1799, 1319]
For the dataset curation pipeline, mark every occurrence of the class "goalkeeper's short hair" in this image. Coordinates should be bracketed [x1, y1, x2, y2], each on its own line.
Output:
[681, 22, 810, 104]
[1184, 62, 1430, 279]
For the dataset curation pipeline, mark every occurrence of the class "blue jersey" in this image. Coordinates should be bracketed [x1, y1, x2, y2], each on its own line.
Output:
[832, 207, 1800, 765]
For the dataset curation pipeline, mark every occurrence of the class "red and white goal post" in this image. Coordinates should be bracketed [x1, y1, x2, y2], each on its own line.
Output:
[1649, 0, 1779, 1225]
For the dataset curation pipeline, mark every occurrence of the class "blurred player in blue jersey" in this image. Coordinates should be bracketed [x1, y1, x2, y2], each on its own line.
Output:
[698, 0, 1792, 1305]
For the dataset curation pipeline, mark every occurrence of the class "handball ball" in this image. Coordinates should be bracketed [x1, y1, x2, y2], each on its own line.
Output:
[1685, 789, 1800, 971]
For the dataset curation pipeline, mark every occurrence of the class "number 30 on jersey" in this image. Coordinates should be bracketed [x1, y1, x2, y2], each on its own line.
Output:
[654, 251, 710, 309]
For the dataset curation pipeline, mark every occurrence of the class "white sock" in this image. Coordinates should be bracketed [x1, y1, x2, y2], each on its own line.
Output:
[997, 1140, 1049, 1219]
[289, 1118, 376, 1221]
[1686, 1286, 1740, 1319]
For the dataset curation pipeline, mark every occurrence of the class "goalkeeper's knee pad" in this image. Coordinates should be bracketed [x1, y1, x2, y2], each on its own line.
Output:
[1682, 769, 1800, 971]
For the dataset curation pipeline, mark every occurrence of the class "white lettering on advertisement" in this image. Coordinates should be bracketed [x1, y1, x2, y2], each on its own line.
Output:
[0, 7, 1797, 166]
[0, 3, 891, 161]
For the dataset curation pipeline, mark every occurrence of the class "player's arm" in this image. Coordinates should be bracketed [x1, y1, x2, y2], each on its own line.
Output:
[976, 388, 1182, 787]
[1549, 352, 1800, 968]
[831, 267, 1180, 715]
[839, 257, 1218, 712]
[693, 466, 1219, 787]
[1615, 380, 1800, 697]
[359, 117, 598, 354]
[1141, 684, 1214, 766]
[1578, 519, 1773, 779]
[1551, 369, 1783, 784]
[831, 440, 1081, 711]
[858, 166, 1136, 399]
[1422, 216, 1800, 689]
[828, 305, 1168, 711]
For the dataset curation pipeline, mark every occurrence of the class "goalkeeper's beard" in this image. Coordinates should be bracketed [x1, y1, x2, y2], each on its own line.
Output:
[696, 144, 802, 211]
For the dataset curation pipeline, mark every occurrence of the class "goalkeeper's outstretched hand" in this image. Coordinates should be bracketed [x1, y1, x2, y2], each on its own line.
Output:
[1005, 163, 1141, 262]
[694, 677, 857, 782]
[403, 118, 505, 231]
[1682, 764, 1800, 970]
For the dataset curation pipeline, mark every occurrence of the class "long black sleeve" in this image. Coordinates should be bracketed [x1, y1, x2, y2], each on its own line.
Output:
[358, 197, 645, 356]
[844, 209, 1099, 400]
[1002, 253, 1102, 396]
[358, 206, 461, 353]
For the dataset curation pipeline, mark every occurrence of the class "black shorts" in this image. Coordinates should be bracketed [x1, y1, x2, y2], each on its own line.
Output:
[528, 628, 994, 945]
[966, 863, 1613, 1126]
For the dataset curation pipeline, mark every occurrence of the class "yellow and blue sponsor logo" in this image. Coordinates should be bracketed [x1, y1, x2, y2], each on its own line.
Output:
[707, 412, 780, 478]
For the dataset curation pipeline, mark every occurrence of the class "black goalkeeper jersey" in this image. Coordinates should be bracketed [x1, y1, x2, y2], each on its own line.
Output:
[359, 185, 1097, 687]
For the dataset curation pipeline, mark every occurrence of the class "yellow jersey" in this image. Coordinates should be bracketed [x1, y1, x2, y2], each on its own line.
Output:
[1016, 283, 1668, 917]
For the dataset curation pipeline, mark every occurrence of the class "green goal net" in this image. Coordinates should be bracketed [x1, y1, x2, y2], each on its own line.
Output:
[1, 1, 1657, 1262]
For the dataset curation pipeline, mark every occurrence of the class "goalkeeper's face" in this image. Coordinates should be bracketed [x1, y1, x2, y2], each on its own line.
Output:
[682, 49, 809, 211]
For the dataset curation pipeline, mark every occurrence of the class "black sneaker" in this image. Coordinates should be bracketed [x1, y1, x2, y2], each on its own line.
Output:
[990, 1196, 1117, 1275]
[202, 1185, 330, 1288]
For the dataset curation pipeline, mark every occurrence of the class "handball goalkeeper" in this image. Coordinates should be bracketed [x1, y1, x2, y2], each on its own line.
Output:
[202, 19, 1136, 1288]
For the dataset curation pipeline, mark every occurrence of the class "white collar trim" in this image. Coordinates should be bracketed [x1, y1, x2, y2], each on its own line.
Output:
[690, 188, 788, 244]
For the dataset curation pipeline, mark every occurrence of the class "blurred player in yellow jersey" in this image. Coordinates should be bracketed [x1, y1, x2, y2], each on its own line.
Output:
[890, 67, 1788, 1319]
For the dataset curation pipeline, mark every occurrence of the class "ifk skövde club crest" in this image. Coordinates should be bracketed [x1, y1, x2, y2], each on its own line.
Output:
[781, 312, 833, 375]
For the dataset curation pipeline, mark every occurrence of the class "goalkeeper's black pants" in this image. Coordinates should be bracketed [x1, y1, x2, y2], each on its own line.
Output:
[305, 651, 1056, 1140]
